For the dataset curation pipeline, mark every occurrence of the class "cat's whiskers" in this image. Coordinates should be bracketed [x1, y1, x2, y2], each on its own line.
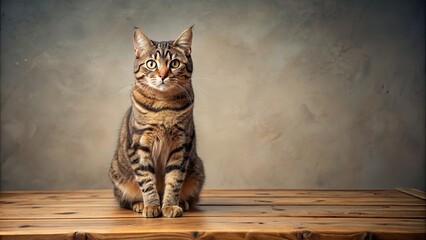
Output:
[186, 79, 210, 92]
[134, 82, 150, 94]
[175, 83, 193, 103]
[180, 81, 207, 110]
[193, 86, 207, 110]
[168, 77, 192, 102]
[146, 77, 159, 88]
[129, 77, 207, 111]
[118, 82, 136, 96]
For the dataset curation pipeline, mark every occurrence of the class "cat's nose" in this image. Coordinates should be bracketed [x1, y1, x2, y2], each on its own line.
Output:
[159, 67, 168, 80]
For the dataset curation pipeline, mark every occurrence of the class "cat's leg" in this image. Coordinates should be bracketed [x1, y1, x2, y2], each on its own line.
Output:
[130, 146, 161, 218]
[113, 184, 132, 209]
[161, 145, 188, 217]
[112, 177, 144, 211]
[179, 156, 205, 210]
[110, 150, 145, 211]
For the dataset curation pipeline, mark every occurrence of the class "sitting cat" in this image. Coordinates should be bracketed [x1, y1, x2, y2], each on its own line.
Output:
[109, 26, 205, 218]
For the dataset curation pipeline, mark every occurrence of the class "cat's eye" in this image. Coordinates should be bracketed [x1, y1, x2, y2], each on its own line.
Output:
[146, 60, 157, 69]
[170, 59, 180, 69]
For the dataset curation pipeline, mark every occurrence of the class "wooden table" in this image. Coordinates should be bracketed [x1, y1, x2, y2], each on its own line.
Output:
[0, 189, 425, 239]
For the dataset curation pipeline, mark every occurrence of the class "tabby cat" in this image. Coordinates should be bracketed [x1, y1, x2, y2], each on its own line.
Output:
[108, 26, 205, 218]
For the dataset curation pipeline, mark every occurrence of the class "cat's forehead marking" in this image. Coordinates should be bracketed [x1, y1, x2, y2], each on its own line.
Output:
[152, 41, 173, 60]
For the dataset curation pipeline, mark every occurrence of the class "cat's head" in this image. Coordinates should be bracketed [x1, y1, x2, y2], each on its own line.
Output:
[132, 27, 193, 94]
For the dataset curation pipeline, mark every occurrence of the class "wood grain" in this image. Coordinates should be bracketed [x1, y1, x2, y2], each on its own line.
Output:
[397, 188, 426, 200]
[0, 189, 425, 240]
[0, 189, 413, 198]
[2, 205, 425, 219]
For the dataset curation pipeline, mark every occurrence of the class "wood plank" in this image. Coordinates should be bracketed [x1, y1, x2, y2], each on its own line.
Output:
[0, 217, 425, 238]
[397, 188, 426, 200]
[84, 232, 425, 240]
[201, 189, 411, 198]
[1, 189, 424, 240]
[2, 232, 425, 240]
[1, 205, 425, 220]
[2, 196, 423, 207]
[0, 189, 412, 199]
[198, 197, 425, 206]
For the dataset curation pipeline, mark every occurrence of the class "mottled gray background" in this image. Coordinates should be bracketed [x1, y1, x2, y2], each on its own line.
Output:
[1, 0, 425, 191]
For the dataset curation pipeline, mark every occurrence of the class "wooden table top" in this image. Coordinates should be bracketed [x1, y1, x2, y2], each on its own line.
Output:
[0, 188, 425, 240]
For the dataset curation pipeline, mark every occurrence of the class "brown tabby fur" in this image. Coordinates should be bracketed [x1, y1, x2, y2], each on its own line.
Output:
[108, 27, 205, 218]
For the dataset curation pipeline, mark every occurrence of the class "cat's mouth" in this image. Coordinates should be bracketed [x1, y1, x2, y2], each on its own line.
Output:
[157, 83, 168, 91]
[148, 81, 173, 92]
[148, 76, 177, 92]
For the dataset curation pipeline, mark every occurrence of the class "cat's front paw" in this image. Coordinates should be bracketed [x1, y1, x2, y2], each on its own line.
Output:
[142, 205, 161, 218]
[162, 205, 183, 218]
[132, 202, 144, 213]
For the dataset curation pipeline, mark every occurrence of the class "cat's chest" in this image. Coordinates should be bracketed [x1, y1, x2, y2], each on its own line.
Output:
[130, 92, 194, 129]
[132, 105, 193, 129]
[141, 110, 190, 129]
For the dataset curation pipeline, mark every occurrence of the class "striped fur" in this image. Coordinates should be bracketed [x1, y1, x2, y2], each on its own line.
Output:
[109, 27, 205, 218]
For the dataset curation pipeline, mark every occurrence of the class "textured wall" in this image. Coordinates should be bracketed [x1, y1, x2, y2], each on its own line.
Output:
[1, 0, 424, 190]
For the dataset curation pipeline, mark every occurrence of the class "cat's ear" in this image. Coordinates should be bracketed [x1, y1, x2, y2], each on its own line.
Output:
[173, 26, 193, 55]
[133, 27, 153, 57]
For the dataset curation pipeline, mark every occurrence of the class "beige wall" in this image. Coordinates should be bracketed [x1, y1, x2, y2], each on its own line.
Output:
[1, 0, 425, 190]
